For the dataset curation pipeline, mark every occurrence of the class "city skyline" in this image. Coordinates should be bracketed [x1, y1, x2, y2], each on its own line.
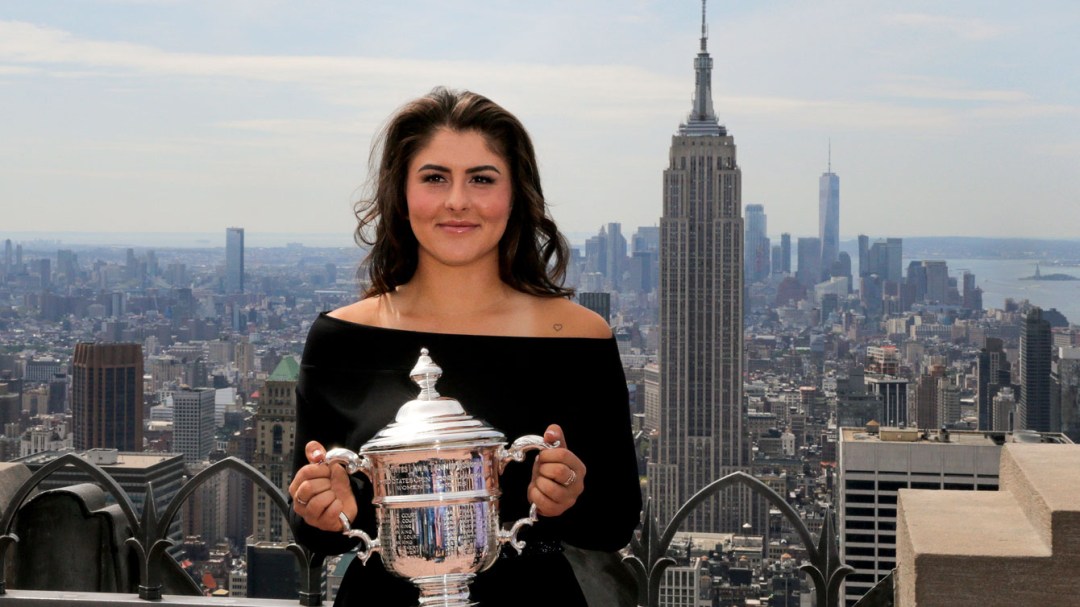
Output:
[2, 1, 1079, 239]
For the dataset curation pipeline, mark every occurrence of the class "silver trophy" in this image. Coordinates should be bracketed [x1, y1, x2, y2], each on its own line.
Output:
[323, 348, 557, 607]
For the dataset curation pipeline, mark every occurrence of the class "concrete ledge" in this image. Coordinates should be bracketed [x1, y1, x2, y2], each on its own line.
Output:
[999, 443, 1080, 557]
[898, 490, 1049, 558]
[897, 443, 1080, 606]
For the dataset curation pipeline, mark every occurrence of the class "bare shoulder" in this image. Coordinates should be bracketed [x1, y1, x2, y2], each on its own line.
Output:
[533, 296, 612, 339]
[327, 296, 384, 327]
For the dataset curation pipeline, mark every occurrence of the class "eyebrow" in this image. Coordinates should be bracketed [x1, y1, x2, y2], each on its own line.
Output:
[416, 163, 502, 175]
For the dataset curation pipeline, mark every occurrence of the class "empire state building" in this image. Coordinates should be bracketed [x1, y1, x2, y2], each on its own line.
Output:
[648, 0, 748, 532]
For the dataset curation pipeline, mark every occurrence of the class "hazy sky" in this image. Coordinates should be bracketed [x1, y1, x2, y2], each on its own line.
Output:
[2, 0, 1078, 244]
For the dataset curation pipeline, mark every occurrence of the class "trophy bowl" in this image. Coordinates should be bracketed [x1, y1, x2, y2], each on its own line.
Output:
[323, 348, 556, 607]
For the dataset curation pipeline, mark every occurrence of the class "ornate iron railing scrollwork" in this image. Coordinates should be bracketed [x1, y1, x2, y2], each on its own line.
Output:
[623, 470, 853, 607]
[2, 457, 854, 606]
[0, 454, 326, 605]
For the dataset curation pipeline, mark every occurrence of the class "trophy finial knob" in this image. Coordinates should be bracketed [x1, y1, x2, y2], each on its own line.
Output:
[410, 348, 442, 401]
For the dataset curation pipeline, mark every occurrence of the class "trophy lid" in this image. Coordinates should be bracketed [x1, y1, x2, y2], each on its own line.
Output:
[361, 348, 506, 452]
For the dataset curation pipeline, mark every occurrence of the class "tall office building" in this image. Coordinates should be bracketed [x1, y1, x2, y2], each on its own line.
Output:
[605, 222, 627, 291]
[584, 226, 607, 278]
[977, 338, 1010, 430]
[172, 387, 216, 466]
[253, 357, 299, 543]
[1054, 347, 1080, 441]
[796, 237, 822, 290]
[922, 260, 949, 304]
[818, 154, 840, 280]
[576, 292, 612, 324]
[744, 204, 770, 284]
[863, 237, 903, 284]
[72, 342, 143, 452]
[864, 375, 909, 427]
[651, 1, 747, 532]
[226, 227, 245, 294]
[779, 233, 791, 273]
[1020, 308, 1053, 431]
[630, 225, 659, 294]
[857, 235, 869, 278]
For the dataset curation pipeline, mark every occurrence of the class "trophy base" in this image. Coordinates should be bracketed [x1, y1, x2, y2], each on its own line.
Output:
[413, 573, 477, 607]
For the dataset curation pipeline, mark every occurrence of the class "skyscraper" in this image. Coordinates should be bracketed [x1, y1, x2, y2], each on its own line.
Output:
[253, 357, 299, 543]
[780, 232, 791, 273]
[977, 338, 1010, 431]
[605, 222, 627, 291]
[3, 239, 11, 275]
[857, 234, 869, 278]
[226, 227, 245, 294]
[172, 387, 216, 466]
[72, 342, 143, 452]
[922, 260, 949, 304]
[796, 237, 822, 290]
[818, 152, 840, 281]
[1020, 308, 1053, 431]
[864, 237, 904, 284]
[1054, 348, 1080, 441]
[744, 204, 770, 284]
[651, 1, 746, 532]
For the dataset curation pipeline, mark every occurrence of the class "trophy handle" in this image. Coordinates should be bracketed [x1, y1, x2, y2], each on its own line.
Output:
[498, 502, 539, 555]
[323, 447, 373, 477]
[339, 513, 381, 565]
[497, 434, 560, 474]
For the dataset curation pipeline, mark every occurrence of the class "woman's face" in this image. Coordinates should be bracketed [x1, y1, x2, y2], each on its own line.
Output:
[405, 128, 512, 273]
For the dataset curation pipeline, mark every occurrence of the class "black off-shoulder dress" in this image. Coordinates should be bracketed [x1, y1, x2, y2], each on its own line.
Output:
[289, 313, 642, 606]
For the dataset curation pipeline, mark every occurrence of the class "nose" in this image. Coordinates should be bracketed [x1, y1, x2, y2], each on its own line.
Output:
[444, 179, 470, 211]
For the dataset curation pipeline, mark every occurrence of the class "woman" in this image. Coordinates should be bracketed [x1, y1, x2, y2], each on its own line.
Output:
[288, 87, 641, 605]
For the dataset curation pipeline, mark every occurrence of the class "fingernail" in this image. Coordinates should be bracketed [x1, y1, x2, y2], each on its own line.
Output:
[312, 449, 323, 461]
[544, 430, 556, 440]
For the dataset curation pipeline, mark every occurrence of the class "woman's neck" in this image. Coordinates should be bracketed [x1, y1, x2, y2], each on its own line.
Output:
[386, 262, 522, 332]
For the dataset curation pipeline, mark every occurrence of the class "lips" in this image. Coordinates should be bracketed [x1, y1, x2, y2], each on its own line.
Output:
[437, 221, 479, 233]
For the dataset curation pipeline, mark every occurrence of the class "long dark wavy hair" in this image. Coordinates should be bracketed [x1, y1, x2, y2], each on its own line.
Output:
[354, 86, 573, 298]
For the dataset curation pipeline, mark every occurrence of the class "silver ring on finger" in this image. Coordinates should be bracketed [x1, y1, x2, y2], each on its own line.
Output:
[562, 469, 577, 488]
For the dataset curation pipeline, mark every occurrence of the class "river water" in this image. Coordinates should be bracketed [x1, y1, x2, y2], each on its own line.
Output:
[909, 258, 1080, 325]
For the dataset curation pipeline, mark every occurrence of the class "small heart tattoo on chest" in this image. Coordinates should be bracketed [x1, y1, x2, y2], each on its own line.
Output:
[553, 323, 563, 332]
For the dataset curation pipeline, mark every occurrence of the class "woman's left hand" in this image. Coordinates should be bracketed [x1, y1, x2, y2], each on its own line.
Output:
[528, 424, 586, 517]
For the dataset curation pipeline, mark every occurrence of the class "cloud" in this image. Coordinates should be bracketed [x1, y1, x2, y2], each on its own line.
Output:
[0, 64, 35, 75]
[885, 13, 1005, 41]
[875, 76, 1031, 102]
[0, 20, 671, 119]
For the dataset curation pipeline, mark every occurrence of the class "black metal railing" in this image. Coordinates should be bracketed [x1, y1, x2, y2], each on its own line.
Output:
[624, 471, 853, 607]
[0, 455, 324, 605]
[0, 457, 860, 606]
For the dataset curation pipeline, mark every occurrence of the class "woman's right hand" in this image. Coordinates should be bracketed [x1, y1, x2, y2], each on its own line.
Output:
[288, 440, 358, 532]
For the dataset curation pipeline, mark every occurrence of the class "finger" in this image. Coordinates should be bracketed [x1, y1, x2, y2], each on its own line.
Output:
[544, 424, 565, 448]
[288, 461, 331, 497]
[306, 440, 327, 464]
[536, 462, 583, 486]
[529, 479, 577, 517]
[304, 490, 345, 530]
[291, 479, 329, 516]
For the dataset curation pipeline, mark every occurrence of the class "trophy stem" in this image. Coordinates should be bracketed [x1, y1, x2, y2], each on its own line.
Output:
[412, 573, 477, 607]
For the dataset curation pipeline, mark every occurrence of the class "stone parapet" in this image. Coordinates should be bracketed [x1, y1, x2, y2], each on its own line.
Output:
[896, 443, 1080, 606]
